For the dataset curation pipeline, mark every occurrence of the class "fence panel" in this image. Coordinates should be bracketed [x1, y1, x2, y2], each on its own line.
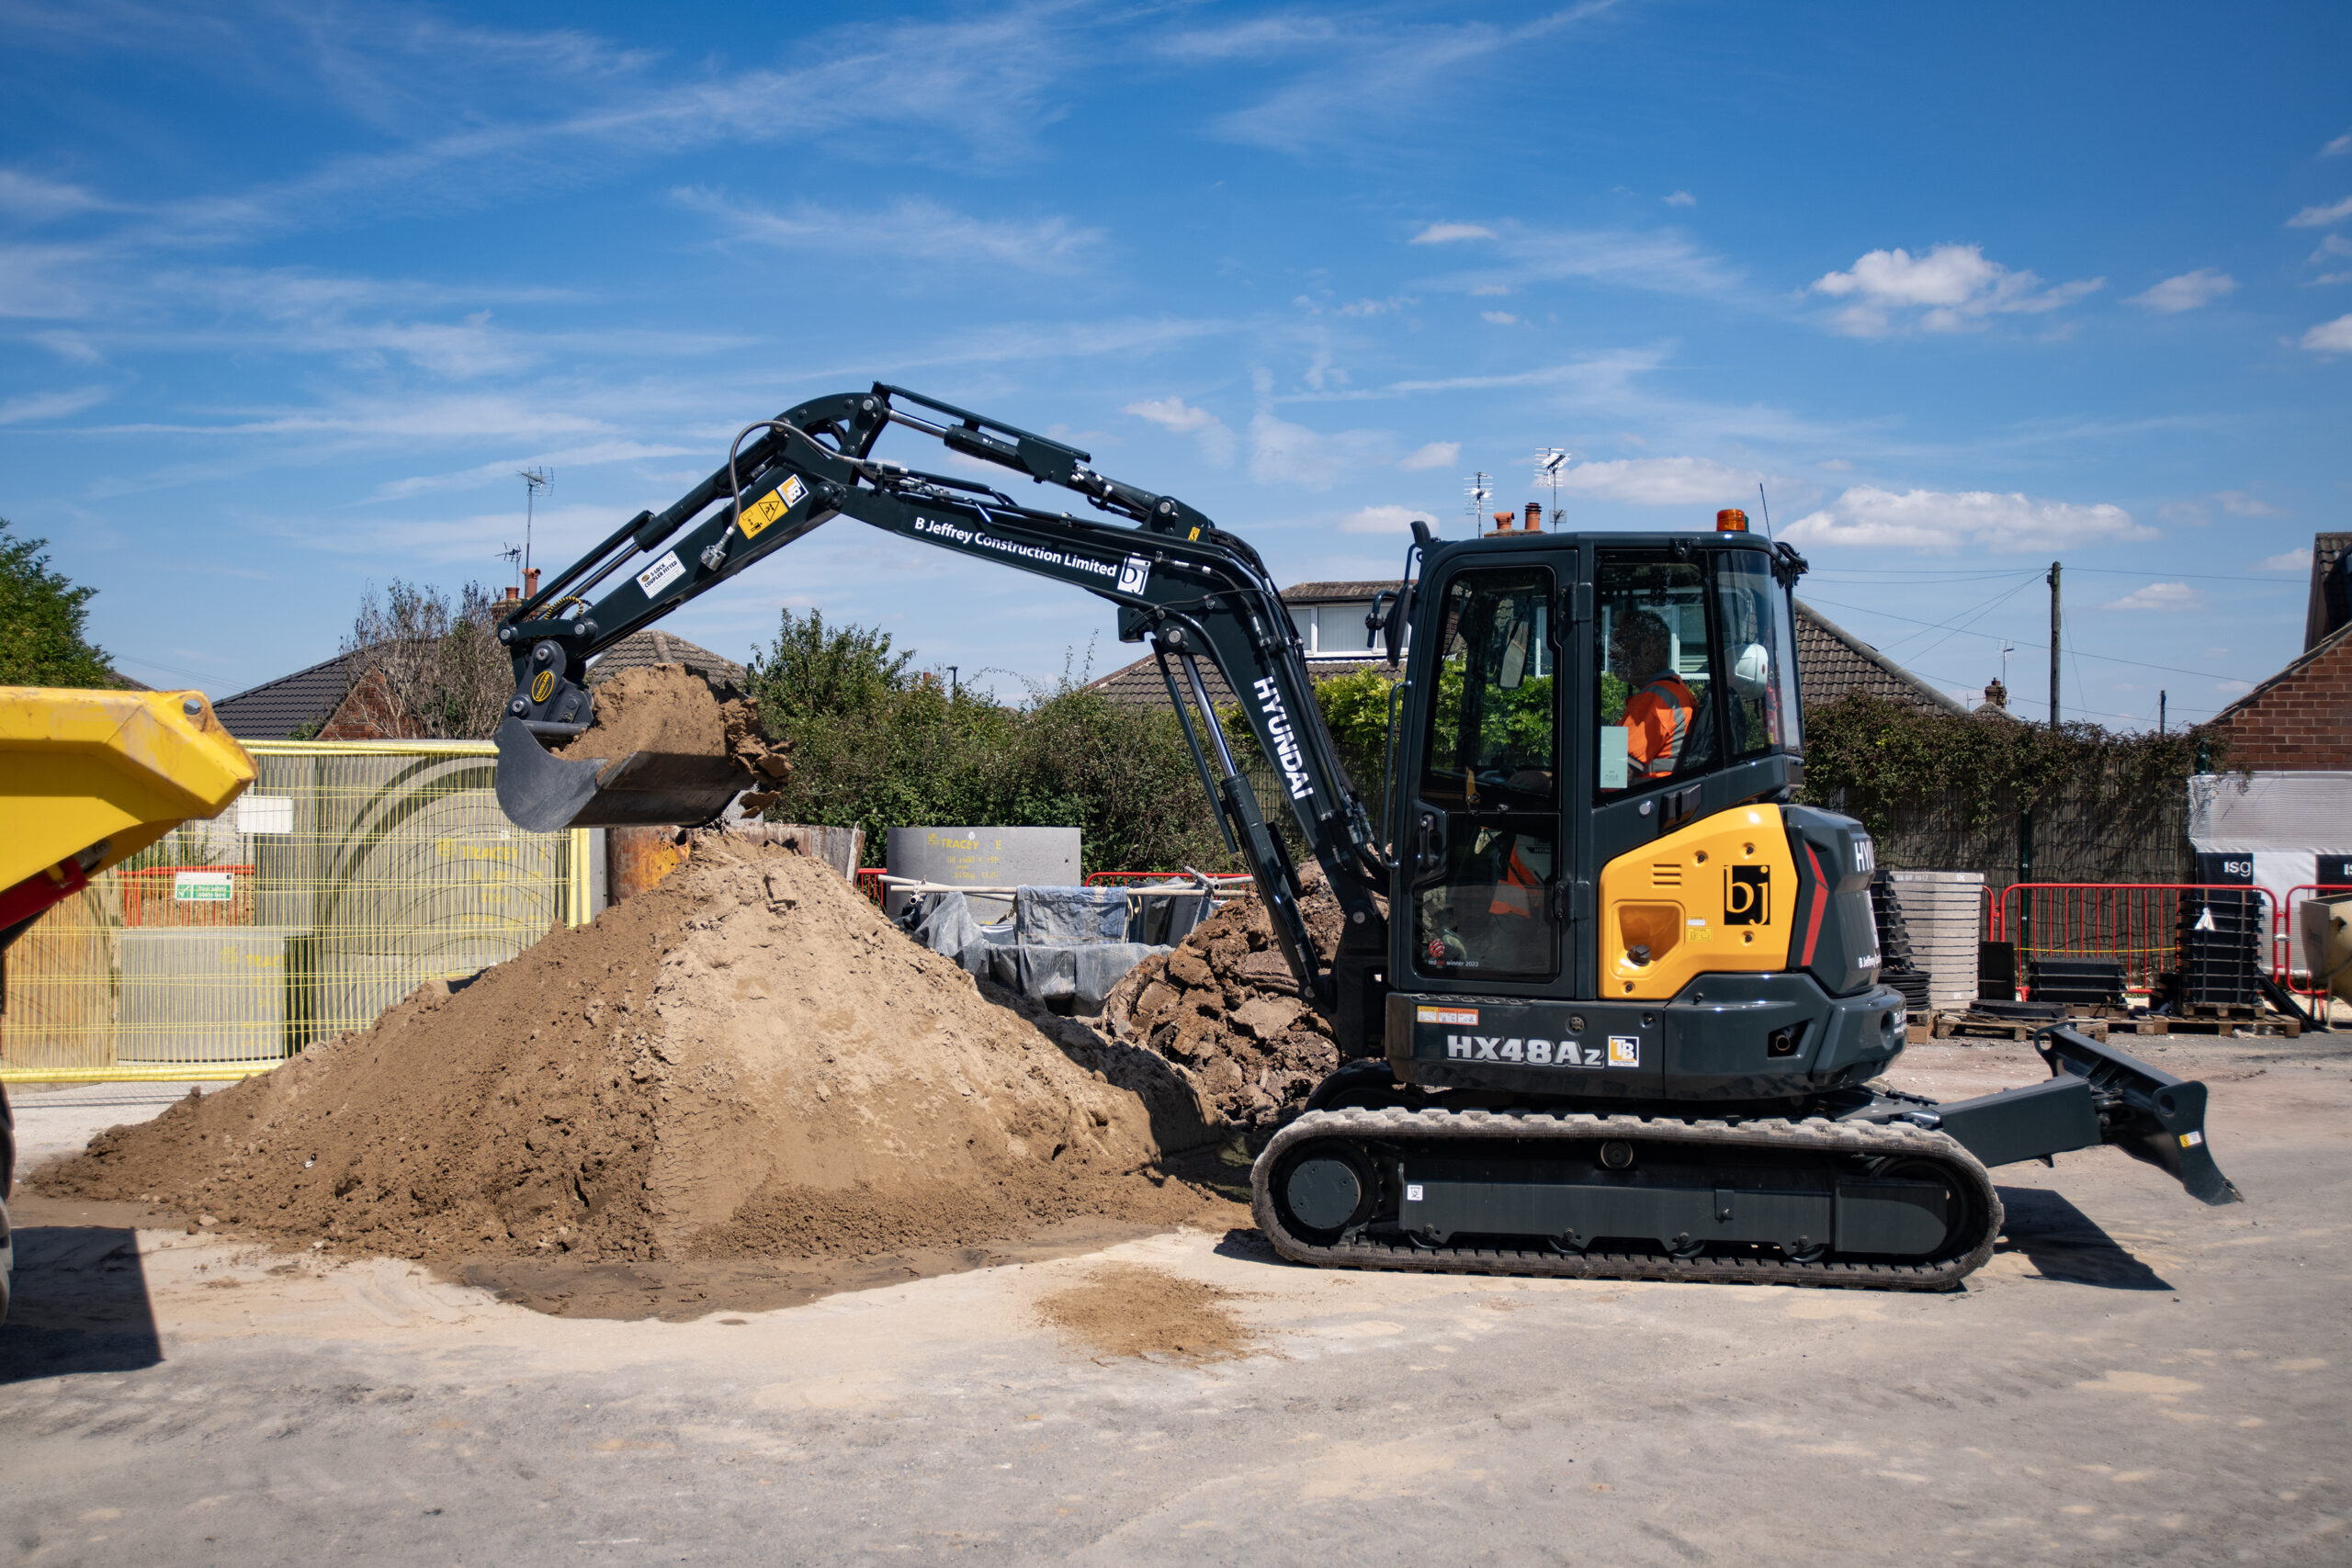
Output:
[1994, 882, 2274, 998]
[1, 740, 590, 1084]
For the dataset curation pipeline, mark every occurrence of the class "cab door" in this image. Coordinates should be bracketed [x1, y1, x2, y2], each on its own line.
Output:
[1400, 560, 1566, 989]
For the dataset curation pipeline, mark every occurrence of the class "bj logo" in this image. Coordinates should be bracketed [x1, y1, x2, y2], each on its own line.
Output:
[1725, 864, 1770, 926]
[530, 670, 555, 705]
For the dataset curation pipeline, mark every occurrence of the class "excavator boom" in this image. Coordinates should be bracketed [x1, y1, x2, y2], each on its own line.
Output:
[492, 384, 1389, 1016]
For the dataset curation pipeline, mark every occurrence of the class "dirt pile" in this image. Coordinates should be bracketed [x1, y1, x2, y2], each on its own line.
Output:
[1102, 874, 1349, 1131]
[40, 841, 1223, 1269]
[554, 664, 791, 805]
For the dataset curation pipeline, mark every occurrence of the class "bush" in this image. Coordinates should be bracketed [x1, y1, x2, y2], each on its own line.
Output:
[743, 613, 1232, 874]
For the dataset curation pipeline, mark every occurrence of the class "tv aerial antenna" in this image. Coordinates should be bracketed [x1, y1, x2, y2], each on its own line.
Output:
[518, 468, 552, 576]
[1464, 472, 1492, 531]
[1533, 448, 1571, 519]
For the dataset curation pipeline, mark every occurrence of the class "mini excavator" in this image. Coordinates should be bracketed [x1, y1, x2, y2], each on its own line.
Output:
[492, 384, 2240, 1289]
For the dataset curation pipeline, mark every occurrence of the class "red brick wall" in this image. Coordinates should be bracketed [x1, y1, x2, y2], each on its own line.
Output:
[2218, 631, 2352, 770]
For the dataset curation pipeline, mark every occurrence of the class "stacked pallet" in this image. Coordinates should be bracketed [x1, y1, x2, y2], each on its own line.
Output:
[1888, 871, 1984, 1011]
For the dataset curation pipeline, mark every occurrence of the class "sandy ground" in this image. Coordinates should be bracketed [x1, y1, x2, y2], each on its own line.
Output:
[3, 1036, 2348, 1567]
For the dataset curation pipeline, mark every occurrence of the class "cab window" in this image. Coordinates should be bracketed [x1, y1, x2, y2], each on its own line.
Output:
[1595, 556, 1716, 794]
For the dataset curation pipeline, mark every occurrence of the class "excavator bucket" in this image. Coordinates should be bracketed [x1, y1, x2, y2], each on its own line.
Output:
[492, 716, 751, 833]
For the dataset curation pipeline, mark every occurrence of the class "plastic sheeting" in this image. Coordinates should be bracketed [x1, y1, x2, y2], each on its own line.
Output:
[904, 885, 1216, 1010]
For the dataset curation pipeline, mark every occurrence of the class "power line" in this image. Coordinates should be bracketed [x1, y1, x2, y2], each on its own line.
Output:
[1802, 594, 2254, 682]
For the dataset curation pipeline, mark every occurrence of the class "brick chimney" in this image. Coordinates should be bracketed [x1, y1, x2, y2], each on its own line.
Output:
[1523, 502, 1543, 533]
[1982, 677, 2008, 713]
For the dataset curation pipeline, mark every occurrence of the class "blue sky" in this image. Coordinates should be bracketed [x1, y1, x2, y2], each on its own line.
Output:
[4, 0, 2347, 728]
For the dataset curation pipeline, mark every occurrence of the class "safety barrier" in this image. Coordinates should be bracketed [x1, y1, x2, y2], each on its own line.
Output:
[1992, 882, 2275, 998]
[1, 739, 594, 1084]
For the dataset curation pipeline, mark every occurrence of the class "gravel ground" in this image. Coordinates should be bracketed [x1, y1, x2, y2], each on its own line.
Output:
[2, 1036, 2346, 1567]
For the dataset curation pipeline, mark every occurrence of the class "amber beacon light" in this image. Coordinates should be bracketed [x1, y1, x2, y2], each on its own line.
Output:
[1715, 507, 1749, 533]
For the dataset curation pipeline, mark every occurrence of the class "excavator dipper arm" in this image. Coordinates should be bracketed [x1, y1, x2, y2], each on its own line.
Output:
[494, 385, 1389, 1016]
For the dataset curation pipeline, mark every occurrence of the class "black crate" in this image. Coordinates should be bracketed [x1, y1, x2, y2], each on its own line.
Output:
[2029, 956, 2126, 1006]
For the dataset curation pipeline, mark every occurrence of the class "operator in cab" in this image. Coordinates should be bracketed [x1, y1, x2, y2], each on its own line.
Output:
[1613, 609, 1695, 781]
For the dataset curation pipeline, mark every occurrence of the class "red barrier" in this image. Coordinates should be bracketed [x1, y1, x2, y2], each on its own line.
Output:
[1082, 870, 1250, 886]
[1993, 882, 2275, 997]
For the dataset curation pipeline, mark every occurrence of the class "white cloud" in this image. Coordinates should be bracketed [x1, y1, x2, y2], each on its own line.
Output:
[1560, 457, 1764, 507]
[360, 440, 698, 503]
[0, 170, 117, 223]
[2127, 268, 2237, 313]
[1124, 396, 1236, 468]
[1428, 221, 1742, 302]
[2102, 582, 2202, 612]
[1780, 487, 2153, 554]
[1411, 222, 1496, 244]
[2253, 548, 2311, 571]
[1663, 190, 1695, 207]
[2287, 195, 2352, 228]
[2211, 490, 2282, 517]
[1246, 409, 1394, 491]
[2301, 313, 2352, 352]
[1816, 457, 1853, 471]
[676, 190, 1101, 274]
[1809, 243, 2102, 336]
[0, 385, 107, 423]
[1173, 6, 1614, 156]
[1481, 310, 1520, 325]
[1399, 441, 1458, 471]
[1338, 504, 1436, 535]
[2328, 132, 2352, 156]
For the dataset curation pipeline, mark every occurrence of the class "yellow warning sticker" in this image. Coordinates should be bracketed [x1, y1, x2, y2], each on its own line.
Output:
[530, 670, 554, 704]
[1418, 1006, 1477, 1026]
[739, 474, 807, 539]
[2178, 1130, 2203, 1147]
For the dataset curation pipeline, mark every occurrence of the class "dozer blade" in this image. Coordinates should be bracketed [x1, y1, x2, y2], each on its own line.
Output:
[492, 715, 749, 832]
[2037, 1024, 2244, 1206]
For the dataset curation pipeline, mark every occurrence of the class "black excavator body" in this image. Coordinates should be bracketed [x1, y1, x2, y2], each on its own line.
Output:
[488, 383, 2241, 1290]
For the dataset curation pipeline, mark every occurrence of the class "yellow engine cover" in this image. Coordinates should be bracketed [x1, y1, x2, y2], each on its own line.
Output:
[0, 687, 256, 894]
[1599, 804, 1799, 999]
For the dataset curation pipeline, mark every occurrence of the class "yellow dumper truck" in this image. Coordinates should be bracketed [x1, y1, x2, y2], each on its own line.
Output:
[0, 686, 254, 1320]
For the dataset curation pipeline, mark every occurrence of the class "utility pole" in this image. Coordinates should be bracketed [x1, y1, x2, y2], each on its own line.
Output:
[2159, 690, 2167, 736]
[2046, 560, 2062, 727]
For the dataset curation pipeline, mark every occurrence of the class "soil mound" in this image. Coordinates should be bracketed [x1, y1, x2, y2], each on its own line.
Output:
[554, 664, 790, 803]
[1102, 874, 1349, 1131]
[40, 842, 1219, 1269]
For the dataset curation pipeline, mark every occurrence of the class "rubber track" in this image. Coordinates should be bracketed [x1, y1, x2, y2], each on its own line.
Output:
[1250, 1107, 2003, 1292]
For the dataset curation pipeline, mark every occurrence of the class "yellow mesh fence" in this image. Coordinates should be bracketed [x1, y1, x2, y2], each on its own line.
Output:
[1, 739, 592, 1083]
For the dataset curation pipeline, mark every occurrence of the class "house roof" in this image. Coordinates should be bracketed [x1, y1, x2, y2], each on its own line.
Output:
[1283, 580, 1404, 605]
[2212, 616, 2352, 728]
[588, 628, 746, 691]
[1793, 601, 1966, 715]
[213, 649, 359, 739]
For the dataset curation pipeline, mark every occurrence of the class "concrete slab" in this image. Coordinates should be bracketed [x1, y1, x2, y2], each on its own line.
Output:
[2, 1041, 2346, 1565]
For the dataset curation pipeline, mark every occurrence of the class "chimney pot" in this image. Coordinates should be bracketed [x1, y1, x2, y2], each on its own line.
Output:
[503, 586, 519, 602]
[523, 567, 541, 598]
[1523, 502, 1543, 533]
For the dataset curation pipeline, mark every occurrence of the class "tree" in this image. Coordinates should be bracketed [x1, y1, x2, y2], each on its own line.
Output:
[342, 580, 511, 739]
[741, 610, 1232, 874]
[0, 518, 117, 687]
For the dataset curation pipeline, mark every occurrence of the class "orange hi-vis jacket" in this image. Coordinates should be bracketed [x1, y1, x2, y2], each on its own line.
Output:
[1625, 675, 1697, 779]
